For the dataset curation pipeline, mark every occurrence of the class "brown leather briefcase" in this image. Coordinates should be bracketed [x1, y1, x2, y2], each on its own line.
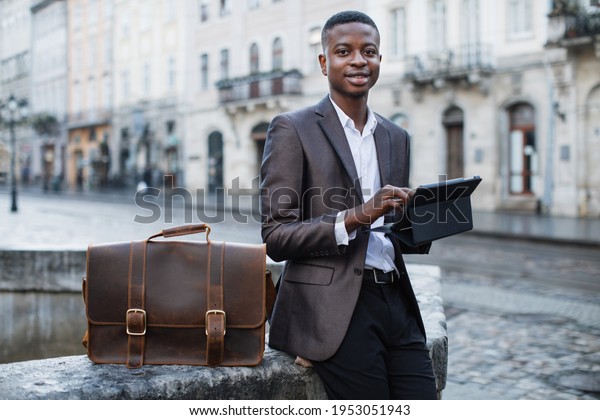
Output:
[82, 224, 274, 368]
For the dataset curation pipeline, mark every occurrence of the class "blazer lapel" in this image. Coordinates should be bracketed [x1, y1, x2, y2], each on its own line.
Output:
[373, 118, 392, 188]
[315, 97, 364, 202]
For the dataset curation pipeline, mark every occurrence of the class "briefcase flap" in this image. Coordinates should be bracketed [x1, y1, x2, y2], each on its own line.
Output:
[85, 240, 267, 330]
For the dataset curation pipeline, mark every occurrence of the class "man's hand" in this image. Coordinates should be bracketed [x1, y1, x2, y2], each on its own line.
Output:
[295, 356, 314, 368]
[344, 185, 413, 233]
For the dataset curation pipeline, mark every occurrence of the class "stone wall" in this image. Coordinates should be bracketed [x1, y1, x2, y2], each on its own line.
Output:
[0, 249, 447, 399]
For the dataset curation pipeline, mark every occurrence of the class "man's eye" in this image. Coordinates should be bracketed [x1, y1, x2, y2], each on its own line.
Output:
[365, 49, 377, 55]
[337, 49, 349, 55]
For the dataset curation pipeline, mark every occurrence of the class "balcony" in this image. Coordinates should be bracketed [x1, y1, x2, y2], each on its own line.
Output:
[216, 69, 302, 107]
[404, 44, 494, 90]
[67, 108, 112, 130]
[547, 8, 600, 47]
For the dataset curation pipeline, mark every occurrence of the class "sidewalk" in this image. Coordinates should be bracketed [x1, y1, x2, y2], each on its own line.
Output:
[3, 185, 600, 248]
[471, 211, 600, 247]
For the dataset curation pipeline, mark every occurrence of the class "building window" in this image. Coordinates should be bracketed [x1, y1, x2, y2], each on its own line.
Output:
[250, 43, 260, 74]
[248, 0, 260, 10]
[104, 31, 112, 65]
[508, 103, 537, 194]
[74, 82, 82, 114]
[507, 0, 533, 39]
[89, 0, 98, 25]
[220, 48, 230, 80]
[208, 131, 224, 193]
[199, 0, 209, 22]
[102, 75, 111, 109]
[430, 0, 447, 52]
[165, 0, 177, 22]
[143, 62, 151, 96]
[167, 120, 175, 134]
[272, 37, 283, 70]
[391, 113, 410, 132]
[103, 0, 113, 19]
[168, 57, 176, 90]
[462, 0, 480, 43]
[88, 36, 96, 70]
[88, 78, 97, 111]
[220, 0, 231, 16]
[200, 53, 209, 90]
[390, 7, 406, 58]
[462, 0, 480, 65]
[73, 4, 82, 32]
[141, 6, 151, 30]
[122, 70, 129, 100]
[308, 26, 321, 73]
[120, 12, 130, 38]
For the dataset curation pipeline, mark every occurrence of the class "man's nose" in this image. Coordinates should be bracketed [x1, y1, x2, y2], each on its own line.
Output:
[349, 51, 367, 66]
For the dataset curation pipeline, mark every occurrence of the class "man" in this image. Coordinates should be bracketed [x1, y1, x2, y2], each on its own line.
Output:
[260, 10, 437, 400]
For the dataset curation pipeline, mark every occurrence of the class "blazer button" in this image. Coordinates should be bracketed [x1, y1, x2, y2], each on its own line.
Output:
[354, 268, 362, 276]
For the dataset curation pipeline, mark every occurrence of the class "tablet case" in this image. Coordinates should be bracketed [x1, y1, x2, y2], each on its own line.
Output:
[375, 176, 482, 246]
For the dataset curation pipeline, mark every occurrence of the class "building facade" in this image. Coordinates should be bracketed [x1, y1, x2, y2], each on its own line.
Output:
[109, 0, 192, 189]
[31, 0, 68, 191]
[184, 0, 366, 194]
[2, 0, 599, 217]
[0, 0, 33, 186]
[181, 0, 600, 217]
[370, 0, 600, 217]
[66, 0, 114, 190]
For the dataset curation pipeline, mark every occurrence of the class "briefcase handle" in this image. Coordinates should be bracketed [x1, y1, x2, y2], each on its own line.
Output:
[148, 224, 211, 242]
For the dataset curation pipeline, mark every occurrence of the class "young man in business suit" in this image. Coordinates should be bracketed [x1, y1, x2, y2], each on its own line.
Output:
[260, 10, 437, 400]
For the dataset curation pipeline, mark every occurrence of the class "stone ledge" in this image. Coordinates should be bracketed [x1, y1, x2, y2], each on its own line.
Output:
[0, 262, 446, 399]
[0, 349, 326, 400]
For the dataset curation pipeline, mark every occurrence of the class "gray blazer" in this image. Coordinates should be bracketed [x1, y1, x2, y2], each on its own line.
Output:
[260, 96, 429, 361]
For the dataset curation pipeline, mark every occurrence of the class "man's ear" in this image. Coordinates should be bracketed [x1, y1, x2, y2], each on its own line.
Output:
[318, 54, 327, 76]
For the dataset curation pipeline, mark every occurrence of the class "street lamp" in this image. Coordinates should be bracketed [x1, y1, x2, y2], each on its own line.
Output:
[1, 94, 28, 213]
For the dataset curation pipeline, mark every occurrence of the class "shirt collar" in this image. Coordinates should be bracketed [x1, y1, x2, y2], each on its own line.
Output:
[329, 95, 377, 135]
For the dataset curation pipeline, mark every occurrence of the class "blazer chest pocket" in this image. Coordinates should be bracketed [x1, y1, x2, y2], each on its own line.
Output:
[284, 262, 334, 286]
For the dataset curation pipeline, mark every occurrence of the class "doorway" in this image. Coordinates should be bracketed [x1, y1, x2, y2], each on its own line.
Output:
[443, 106, 465, 179]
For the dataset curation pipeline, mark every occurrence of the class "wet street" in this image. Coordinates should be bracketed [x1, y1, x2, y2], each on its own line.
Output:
[1, 191, 599, 399]
[404, 236, 600, 399]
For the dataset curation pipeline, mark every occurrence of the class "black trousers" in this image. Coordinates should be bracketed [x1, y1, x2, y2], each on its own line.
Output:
[312, 276, 437, 400]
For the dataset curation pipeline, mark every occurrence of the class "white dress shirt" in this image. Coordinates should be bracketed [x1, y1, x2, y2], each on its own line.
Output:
[330, 97, 396, 274]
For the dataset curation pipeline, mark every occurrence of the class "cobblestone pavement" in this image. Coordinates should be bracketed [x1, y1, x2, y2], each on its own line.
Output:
[425, 246, 600, 400]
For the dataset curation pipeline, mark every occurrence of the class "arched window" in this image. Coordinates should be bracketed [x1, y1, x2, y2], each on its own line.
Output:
[250, 43, 260, 74]
[272, 37, 283, 71]
[208, 131, 224, 193]
[391, 113, 410, 132]
[508, 103, 536, 194]
[252, 122, 270, 173]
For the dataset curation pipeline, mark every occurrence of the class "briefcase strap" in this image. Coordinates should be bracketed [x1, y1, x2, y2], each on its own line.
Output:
[126, 240, 147, 369]
[206, 242, 226, 366]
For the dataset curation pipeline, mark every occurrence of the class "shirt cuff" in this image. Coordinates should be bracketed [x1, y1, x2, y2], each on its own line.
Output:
[335, 211, 356, 246]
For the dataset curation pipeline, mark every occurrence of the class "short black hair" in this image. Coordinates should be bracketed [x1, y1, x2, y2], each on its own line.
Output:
[321, 10, 379, 50]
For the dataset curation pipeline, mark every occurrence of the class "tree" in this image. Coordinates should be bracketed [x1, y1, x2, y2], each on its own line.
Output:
[30, 113, 60, 137]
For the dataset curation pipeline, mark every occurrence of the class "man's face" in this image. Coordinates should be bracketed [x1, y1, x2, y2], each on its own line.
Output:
[319, 22, 381, 100]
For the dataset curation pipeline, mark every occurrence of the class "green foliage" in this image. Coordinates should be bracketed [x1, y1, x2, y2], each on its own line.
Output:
[30, 113, 59, 137]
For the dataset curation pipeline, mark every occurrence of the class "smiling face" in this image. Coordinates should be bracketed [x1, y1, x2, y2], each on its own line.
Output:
[319, 21, 381, 104]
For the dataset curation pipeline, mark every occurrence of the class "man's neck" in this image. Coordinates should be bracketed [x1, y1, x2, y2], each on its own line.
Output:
[330, 94, 369, 132]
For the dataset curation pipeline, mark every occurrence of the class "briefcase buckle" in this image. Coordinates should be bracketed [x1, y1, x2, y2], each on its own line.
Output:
[205, 310, 226, 336]
[126, 309, 147, 336]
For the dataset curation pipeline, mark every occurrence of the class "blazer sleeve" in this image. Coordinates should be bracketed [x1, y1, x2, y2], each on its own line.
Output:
[260, 114, 342, 262]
